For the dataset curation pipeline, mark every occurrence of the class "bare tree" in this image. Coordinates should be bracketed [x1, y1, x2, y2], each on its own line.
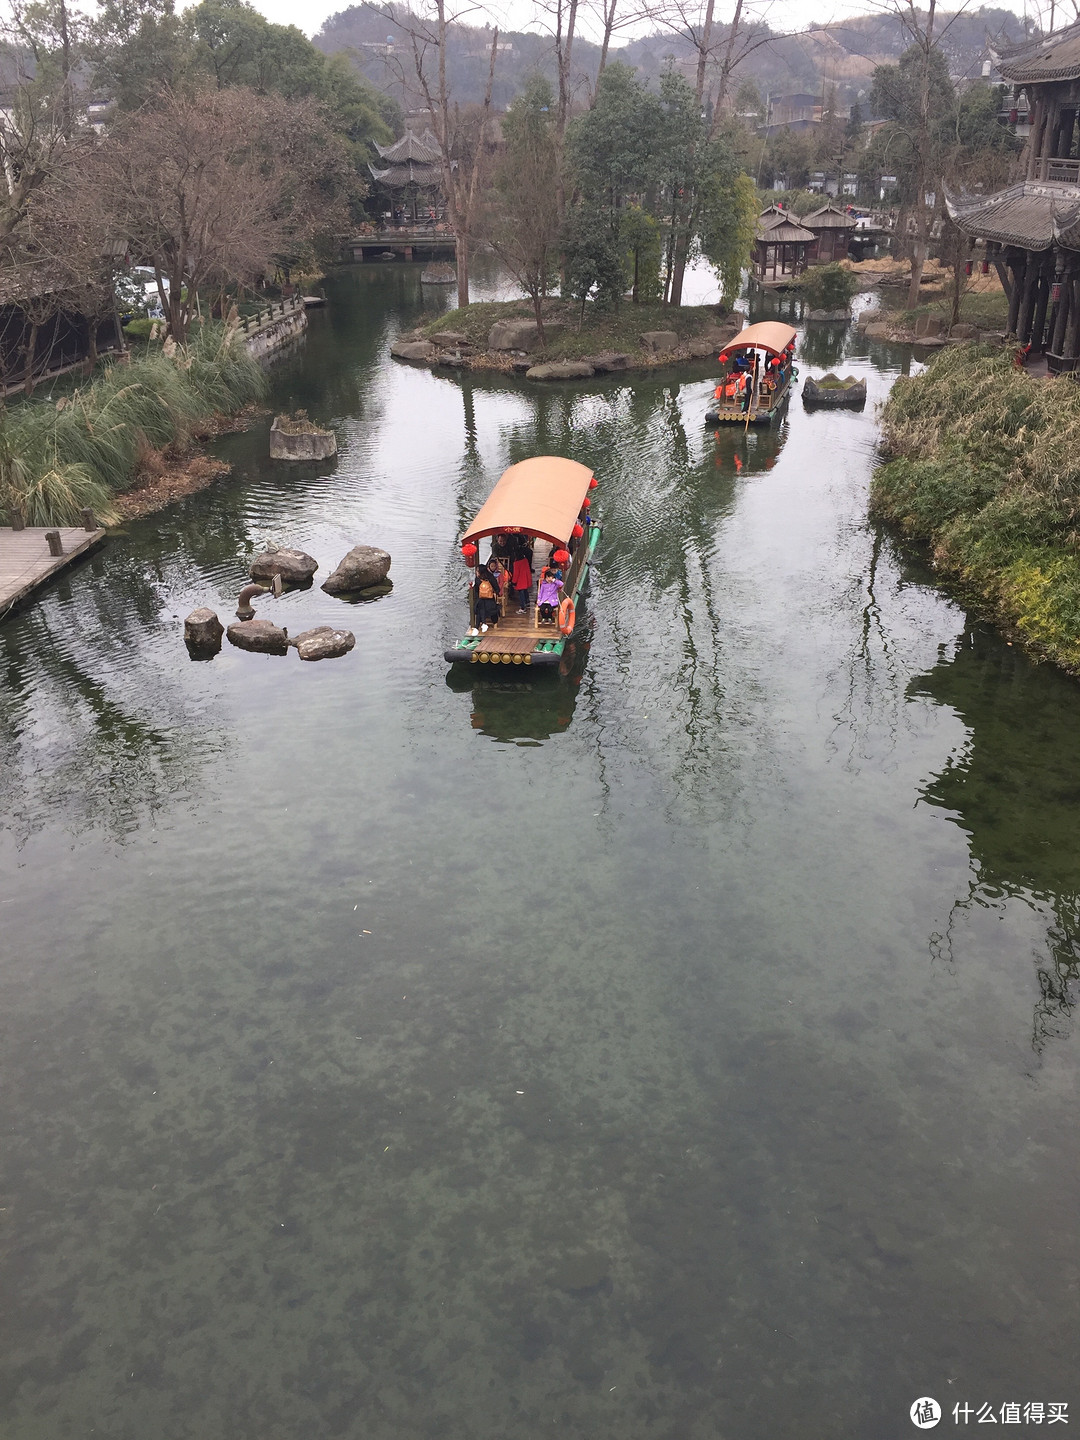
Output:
[387, 0, 499, 308]
[81, 87, 352, 341]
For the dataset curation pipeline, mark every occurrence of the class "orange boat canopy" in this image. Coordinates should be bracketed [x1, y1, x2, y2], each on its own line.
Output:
[722, 321, 797, 357]
[462, 456, 595, 548]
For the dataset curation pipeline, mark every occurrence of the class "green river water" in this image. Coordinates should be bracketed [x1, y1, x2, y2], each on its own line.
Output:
[1, 263, 1077, 1439]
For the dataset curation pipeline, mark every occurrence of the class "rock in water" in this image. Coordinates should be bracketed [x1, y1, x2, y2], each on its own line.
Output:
[294, 626, 356, 661]
[390, 339, 436, 362]
[525, 361, 595, 380]
[250, 546, 318, 585]
[321, 545, 392, 594]
[226, 619, 290, 654]
[184, 607, 223, 648]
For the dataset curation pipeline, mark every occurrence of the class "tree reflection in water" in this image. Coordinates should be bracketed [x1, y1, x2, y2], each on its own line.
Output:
[911, 624, 1080, 1053]
[0, 587, 222, 847]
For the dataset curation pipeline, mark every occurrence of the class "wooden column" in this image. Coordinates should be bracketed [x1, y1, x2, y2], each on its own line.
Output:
[1016, 254, 1039, 344]
[1008, 254, 1026, 336]
[1031, 261, 1052, 351]
[1064, 274, 1080, 361]
[1051, 262, 1071, 356]
[1027, 98, 1046, 179]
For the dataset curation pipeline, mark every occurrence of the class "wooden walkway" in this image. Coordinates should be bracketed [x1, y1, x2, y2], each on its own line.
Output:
[0, 526, 106, 622]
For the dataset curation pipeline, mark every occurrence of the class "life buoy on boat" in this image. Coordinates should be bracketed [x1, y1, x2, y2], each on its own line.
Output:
[558, 597, 576, 636]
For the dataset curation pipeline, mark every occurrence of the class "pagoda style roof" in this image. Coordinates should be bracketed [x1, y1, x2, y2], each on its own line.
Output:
[757, 204, 790, 228]
[373, 131, 441, 165]
[996, 20, 1080, 83]
[369, 161, 442, 188]
[803, 202, 855, 230]
[755, 215, 815, 244]
[945, 180, 1080, 250]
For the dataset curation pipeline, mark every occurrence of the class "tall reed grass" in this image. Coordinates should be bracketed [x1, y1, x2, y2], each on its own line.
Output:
[0, 323, 266, 527]
[873, 346, 1080, 674]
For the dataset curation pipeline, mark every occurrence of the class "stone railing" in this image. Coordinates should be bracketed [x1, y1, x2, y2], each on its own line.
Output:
[240, 295, 305, 333]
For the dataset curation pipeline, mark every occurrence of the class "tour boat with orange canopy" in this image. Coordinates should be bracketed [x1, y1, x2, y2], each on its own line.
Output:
[706, 320, 799, 426]
[445, 455, 601, 668]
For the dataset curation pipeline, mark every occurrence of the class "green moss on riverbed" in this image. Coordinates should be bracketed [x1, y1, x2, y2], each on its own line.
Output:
[423, 297, 727, 363]
[872, 346, 1080, 675]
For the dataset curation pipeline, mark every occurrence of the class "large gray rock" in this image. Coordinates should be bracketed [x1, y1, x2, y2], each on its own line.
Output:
[321, 544, 392, 594]
[430, 330, 473, 350]
[226, 619, 289, 654]
[640, 330, 679, 353]
[686, 338, 717, 358]
[525, 361, 595, 380]
[863, 320, 895, 339]
[488, 318, 563, 351]
[914, 314, 946, 338]
[802, 374, 867, 407]
[950, 322, 981, 340]
[390, 339, 436, 361]
[184, 607, 223, 648]
[250, 546, 318, 585]
[293, 626, 356, 661]
[586, 352, 631, 372]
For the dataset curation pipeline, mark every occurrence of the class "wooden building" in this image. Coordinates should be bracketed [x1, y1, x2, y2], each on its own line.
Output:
[368, 131, 444, 224]
[948, 20, 1080, 371]
[803, 203, 856, 263]
[752, 207, 815, 286]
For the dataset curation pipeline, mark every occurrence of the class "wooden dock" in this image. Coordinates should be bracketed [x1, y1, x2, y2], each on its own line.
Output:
[0, 526, 106, 622]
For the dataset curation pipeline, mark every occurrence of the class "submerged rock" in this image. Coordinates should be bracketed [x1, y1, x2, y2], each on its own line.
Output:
[226, 619, 290, 654]
[293, 626, 356, 661]
[250, 546, 318, 585]
[184, 607, 223, 649]
[321, 545, 392, 594]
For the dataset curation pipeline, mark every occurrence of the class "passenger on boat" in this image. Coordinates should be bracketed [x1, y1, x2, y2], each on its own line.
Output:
[473, 565, 501, 629]
[537, 566, 560, 624]
[511, 543, 533, 615]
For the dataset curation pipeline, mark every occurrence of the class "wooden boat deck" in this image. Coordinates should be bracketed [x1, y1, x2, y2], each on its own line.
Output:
[1, 526, 106, 622]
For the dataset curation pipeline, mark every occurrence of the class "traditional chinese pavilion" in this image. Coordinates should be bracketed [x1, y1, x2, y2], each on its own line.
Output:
[368, 131, 444, 223]
[751, 207, 815, 286]
[948, 20, 1080, 370]
[803, 202, 856, 263]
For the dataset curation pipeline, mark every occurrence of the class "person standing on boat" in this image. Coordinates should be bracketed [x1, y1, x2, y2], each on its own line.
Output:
[472, 564, 500, 631]
[511, 543, 533, 616]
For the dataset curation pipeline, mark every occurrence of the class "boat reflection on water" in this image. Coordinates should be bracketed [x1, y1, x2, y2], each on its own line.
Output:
[707, 406, 789, 475]
[445, 632, 590, 743]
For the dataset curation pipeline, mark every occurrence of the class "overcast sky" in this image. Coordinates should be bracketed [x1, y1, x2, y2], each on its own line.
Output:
[177, 0, 1037, 46]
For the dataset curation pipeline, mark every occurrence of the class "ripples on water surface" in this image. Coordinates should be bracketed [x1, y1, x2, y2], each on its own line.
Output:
[1, 263, 1077, 1439]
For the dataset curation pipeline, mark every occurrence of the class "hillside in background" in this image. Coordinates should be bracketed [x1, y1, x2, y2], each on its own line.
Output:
[313, 3, 1032, 115]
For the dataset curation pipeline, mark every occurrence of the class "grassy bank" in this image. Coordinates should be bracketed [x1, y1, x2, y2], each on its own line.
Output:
[423, 297, 727, 363]
[1, 323, 266, 527]
[872, 346, 1080, 674]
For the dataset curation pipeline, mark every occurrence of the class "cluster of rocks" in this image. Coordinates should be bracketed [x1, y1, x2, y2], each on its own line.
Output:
[184, 542, 391, 662]
[857, 310, 1004, 348]
[390, 315, 741, 380]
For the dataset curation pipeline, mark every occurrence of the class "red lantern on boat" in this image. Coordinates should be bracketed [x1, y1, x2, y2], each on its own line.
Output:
[572, 523, 584, 538]
[589, 477, 599, 488]
[553, 547, 570, 565]
[582, 497, 591, 508]
[461, 542, 478, 565]
[718, 353, 729, 364]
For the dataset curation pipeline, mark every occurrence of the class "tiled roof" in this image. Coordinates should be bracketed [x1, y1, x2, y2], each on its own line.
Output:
[369, 161, 442, 187]
[755, 219, 815, 243]
[373, 131, 442, 165]
[997, 20, 1080, 83]
[945, 180, 1080, 249]
[803, 203, 855, 230]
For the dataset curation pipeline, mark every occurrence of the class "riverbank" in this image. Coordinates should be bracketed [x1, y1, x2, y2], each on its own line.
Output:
[0, 324, 266, 529]
[872, 345, 1080, 676]
[392, 297, 741, 377]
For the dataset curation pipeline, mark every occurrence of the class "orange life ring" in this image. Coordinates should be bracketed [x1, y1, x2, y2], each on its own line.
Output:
[558, 596, 576, 636]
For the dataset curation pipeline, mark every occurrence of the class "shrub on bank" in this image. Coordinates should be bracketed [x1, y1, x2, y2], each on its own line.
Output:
[873, 345, 1080, 673]
[0, 323, 265, 527]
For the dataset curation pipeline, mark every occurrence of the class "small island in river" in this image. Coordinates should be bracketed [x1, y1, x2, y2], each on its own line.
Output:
[391, 298, 744, 379]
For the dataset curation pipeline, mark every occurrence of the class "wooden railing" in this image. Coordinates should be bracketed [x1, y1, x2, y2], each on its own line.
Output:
[1037, 156, 1080, 184]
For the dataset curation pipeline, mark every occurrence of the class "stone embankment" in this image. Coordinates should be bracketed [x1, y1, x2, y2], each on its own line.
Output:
[391, 313, 742, 380]
[857, 310, 1006, 349]
[241, 297, 309, 361]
